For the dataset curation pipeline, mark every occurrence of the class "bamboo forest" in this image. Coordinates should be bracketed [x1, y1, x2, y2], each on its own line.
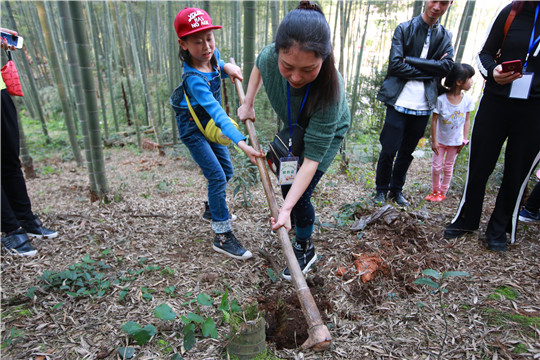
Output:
[1, 1, 539, 359]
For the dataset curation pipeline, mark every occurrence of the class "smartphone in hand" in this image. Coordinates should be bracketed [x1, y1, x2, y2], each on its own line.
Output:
[0, 31, 23, 49]
[501, 60, 523, 74]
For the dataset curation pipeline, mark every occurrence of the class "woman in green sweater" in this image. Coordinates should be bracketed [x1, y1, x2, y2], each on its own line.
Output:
[238, 1, 350, 280]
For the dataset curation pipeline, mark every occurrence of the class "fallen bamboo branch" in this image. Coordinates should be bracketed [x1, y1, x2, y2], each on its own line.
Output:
[231, 58, 332, 351]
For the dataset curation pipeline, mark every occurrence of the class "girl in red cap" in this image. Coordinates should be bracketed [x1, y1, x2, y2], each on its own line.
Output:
[170, 8, 263, 260]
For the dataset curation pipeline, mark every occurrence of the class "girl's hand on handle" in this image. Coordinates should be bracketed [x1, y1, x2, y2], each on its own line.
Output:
[431, 141, 440, 156]
[493, 65, 522, 85]
[237, 140, 265, 165]
[237, 103, 256, 124]
[271, 208, 292, 232]
[223, 63, 243, 83]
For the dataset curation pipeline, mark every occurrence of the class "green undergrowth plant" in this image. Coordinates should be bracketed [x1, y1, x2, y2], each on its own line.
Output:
[414, 269, 470, 360]
[482, 308, 540, 330]
[27, 253, 172, 305]
[333, 201, 369, 227]
[118, 289, 244, 359]
[1, 327, 25, 349]
[34, 254, 112, 298]
[488, 286, 519, 301]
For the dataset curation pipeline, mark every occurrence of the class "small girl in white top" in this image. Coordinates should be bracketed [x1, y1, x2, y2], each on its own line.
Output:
[426, 63, 475, 202]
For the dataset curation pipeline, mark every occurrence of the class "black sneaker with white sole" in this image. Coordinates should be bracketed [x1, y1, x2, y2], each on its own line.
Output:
[213, 231, 252, 260]
[202, 202, 237, 222]
[20, 216, 58, 239]
[282, 241, 317, 281]
[1, 229, 38, 257]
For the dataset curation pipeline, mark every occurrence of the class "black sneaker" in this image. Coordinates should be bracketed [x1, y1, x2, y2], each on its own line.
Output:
[212, 231, 252, 260]
[373, 192, 386, 205]
[388, 191, 409, 207]
[282, 241, 317, 281]
[443, 222, 474, 239]
[202, 202, 237, 222]
[1, 229, 38, 256]
[20, 216, 58, 239]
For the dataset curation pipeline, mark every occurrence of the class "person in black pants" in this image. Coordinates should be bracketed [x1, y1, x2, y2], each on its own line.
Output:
[444, 1, 540, 251]
[519, 180, 540, 222]
[374, 1, 454, 207]
[1, 29, 57, 256]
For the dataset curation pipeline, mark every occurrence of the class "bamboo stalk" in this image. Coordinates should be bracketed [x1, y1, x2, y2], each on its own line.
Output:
[230, 58, 331, 352]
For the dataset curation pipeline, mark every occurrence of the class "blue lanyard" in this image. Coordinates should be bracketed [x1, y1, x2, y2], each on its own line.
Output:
[286, 82, 311, 155]
[525, 3, 540, 70]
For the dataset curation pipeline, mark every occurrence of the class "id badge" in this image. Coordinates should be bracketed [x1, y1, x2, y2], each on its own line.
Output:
[278, 156, 299, 185]
[509, 72, 534, 99]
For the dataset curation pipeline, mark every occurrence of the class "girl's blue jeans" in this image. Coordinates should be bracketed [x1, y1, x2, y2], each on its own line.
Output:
[177, 109, 233, 234]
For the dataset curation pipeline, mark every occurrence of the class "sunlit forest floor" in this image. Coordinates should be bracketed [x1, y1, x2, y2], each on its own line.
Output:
[1, 145, 539, 359]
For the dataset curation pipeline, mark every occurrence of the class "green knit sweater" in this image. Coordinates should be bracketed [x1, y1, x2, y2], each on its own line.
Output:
[256, 44, 350, 173]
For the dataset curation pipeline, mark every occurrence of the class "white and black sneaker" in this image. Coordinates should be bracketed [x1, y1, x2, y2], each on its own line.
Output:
[20, 216, 58, 239]
[202, 202, 237, 222]
[212, 231, 252, 260]
[282, 241, 317, 281]
[1, 229, 38, 256]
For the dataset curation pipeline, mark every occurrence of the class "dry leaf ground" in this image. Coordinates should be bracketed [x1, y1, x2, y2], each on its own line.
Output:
[1, 146, 539, 360]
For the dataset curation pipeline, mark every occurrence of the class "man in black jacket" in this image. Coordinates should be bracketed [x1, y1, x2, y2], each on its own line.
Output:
[374, 1, 454, 206]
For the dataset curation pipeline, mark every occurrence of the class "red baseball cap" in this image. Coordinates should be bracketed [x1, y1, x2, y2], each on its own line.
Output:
[174, 8, 222, 39]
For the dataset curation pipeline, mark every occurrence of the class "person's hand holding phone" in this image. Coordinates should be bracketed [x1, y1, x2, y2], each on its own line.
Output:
[0, 28, 20, 51]
[493, 62, 522, 85]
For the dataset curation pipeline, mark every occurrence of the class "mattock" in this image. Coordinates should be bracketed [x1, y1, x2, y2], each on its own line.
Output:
[231, 58, 332, 351]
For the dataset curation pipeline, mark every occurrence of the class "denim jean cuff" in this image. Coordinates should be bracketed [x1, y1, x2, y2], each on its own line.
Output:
[212, 220, 232, 234]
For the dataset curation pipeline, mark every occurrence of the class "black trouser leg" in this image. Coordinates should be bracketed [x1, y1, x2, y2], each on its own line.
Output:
[450, 93, 540, 242]
[1, 89, 34, 233]
[450, 94, 508, 231]
[376, 106, 429, 193]
[390, 112, 429, 193]
[525, 181, 540, 213]
[485, 98, 540, 242]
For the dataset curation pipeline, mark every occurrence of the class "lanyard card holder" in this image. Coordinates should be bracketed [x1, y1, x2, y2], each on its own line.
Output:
[509, 72, 534, 99]
[278, 156, 299, 185]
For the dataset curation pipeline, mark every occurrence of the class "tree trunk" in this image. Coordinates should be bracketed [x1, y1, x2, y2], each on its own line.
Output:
[69, 1, 109, 198]
[243, 1, 256, 90]
[59, 1, 97, 194]
[168, 1, 179, 145]
[104, 3, 120, 133]
[126, 2, 162, 150]
[455, 1, 476, 63]
[350, 0, 372, 124]
[36, 1, 82, 160]
[87, 2, 109, 140]
[270, 0, 279, 41]
[112, 1, 140, 147]
[412, 0, 423, 18]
